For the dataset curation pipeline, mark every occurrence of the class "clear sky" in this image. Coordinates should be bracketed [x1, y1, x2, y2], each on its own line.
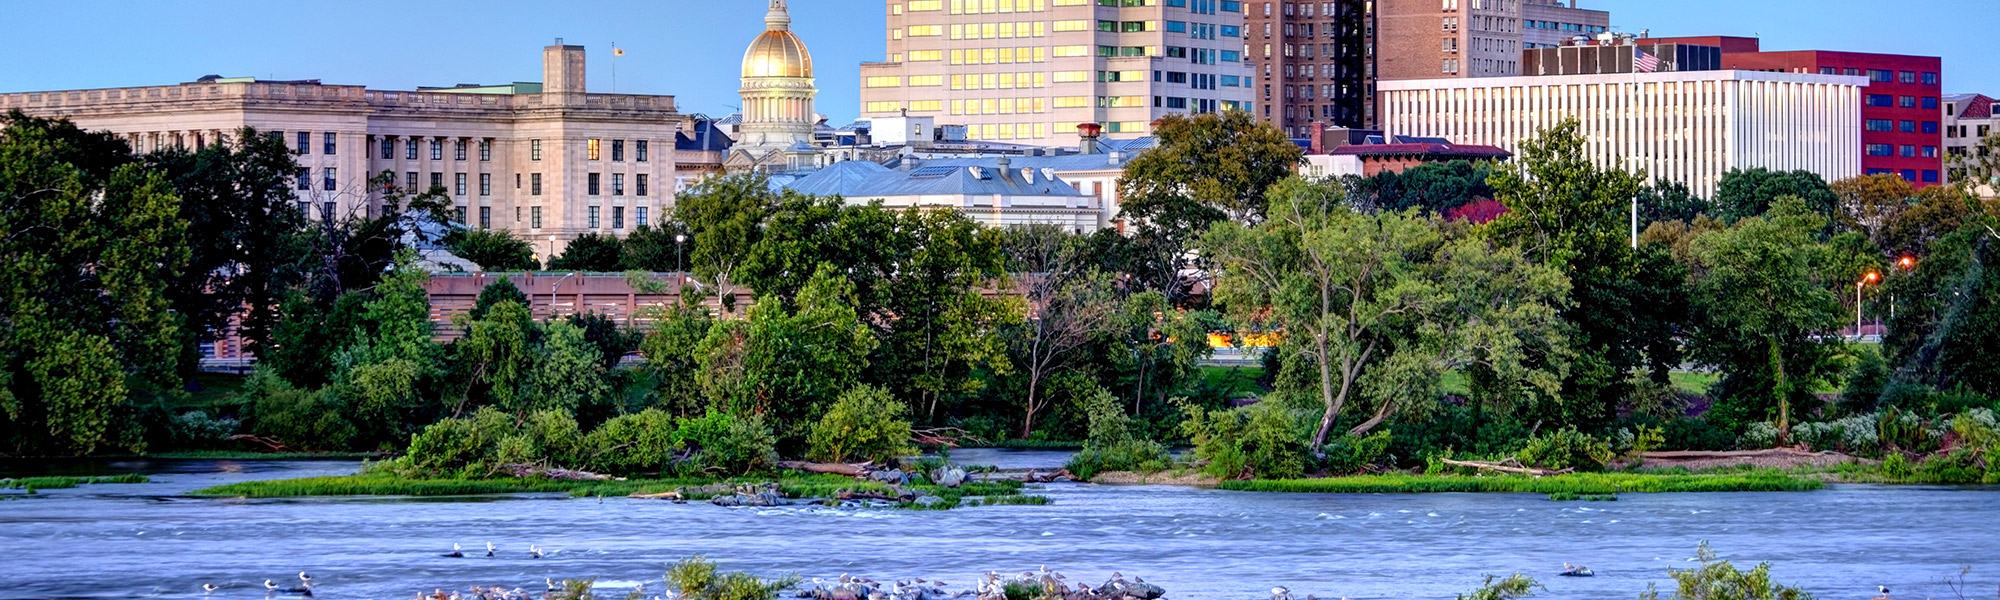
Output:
[2, 0, 1992, 126]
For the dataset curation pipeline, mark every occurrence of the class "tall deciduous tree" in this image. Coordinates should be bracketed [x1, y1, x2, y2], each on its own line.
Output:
[1117, 111, 1301, 304]
[1001, 225, 1123, 438]
[1, 111, 190, 455]
[1203, 177, 1570, 449]
[547, 233, 625, 272]
[1713, 168, 1839, 223]
[1830, 173, 1915, 247]
[675, 174, 775, 316]
[698, 263, 876, 447]
[1686, 199, 1847, 442]
[445, 228, 539, 272]
[871, 208, 1019, 422]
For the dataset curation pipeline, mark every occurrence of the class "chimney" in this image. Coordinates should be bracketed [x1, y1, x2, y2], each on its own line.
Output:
[996, 156, 1013, 182]
[543, 40, 586, 98]
[1109, 150, 1126, 167]
[1075, 123, 1104, 154]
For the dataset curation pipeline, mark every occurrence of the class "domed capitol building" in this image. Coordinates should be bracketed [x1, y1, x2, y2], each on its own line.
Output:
[724, 0, 828, 174]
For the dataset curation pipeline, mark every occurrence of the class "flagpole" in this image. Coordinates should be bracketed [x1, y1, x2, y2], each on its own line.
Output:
[612, 42, 618, 93]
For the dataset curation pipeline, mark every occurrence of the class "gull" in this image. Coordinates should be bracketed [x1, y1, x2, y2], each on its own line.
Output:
[1878, 585, 1892, 598]
[441, 543, 465, 558]
[299, 572, 313, 585]
[486, 542, 496, 558]
[529, 545, 545, 559]
[203, 583, 218, 594]
[1273, 586, 1294, 600]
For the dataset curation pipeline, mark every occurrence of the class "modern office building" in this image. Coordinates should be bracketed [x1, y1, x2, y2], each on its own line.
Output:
[1645, 36, 1944, 187]
[0, 42, 681, 256]
[1242, 0, 1371, 134]
[858, 0, 1256, 145]
[1375, 0, 1608, 81]
[1377, 69, 1866, 198]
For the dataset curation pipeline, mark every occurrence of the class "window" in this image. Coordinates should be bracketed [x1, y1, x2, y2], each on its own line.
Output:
[479, 173, 491, 196]
[612, 173, 625, 196]
[479, 140, 492, 161]
[612, 207, 625, 230]
[636, 206, 649, 228]
[1053, 19, 1089, 32]
[909, 50, 943, 61]
[296, 132, 310, 155]
[531, 206, 542, 229]
[1923, 170, 1939, 183]
[1899, 71, 1917, 84]
[454, 139, 467, 161]
[406, 139, 418, 160]
[636, 174, 649, 196]
[455, 173, 468, 196]
[612, 140, 625, 162]
[531, 139, 542, 161]
[431, 139, 444, 160]
[588, 206, 601, 229]
[1923, 121, 1939, 134]
[531, 173, 543, 196]
[454, 207, 466, 224]
[406, 172, 418, 191]
[1901, 120, 1918, 133]
[1899, 96, 1917, 108]
[909, 75, 944, 86]
[1922, 72, 1939, 85]
[322, 168, 337, 191]
[1900, 169, 1917, 182]
[588, 139, 601, 161]
[1900, 145, 1916, 157]
[380, 139, 394, 159]
[1866, 144, 1893, 156]
[636, 140, 649, 162]
[479, 207, 491, 229]
[866, 76, 903, 88]
[323, 132, 337, 155]
[431, 172, 443, 189]
[1866, 94, 1894, 108]
[1868, 69, 1893, 83]
[1923, 146, 1939, 158]
[867, 101, 902, 113]
[1923, 97, 1939, 110]
[295, 168, 310, 191]
[909, 24, 943, 36]
[588, 173, 601, 196]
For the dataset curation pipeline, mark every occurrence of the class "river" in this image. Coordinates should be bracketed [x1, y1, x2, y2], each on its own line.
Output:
[1, 450, 1996, 600]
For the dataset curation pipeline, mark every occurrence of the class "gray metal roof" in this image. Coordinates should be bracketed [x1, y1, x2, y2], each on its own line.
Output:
[907, 153, 1130, 173]
[783, 161, 1084, 198]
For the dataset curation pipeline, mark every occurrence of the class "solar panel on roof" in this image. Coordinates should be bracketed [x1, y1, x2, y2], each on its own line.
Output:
[909, 166, 958, 179]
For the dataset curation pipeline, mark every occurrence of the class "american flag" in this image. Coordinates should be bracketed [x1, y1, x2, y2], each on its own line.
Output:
[1634, 48, 1661, 73]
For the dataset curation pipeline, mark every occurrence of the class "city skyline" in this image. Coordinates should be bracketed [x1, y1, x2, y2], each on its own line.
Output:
[2, 0, 1993, 126]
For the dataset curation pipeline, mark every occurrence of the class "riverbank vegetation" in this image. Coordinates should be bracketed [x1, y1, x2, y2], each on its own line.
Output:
[1, 474, 149, 493]
[5, 110, 2000, 494]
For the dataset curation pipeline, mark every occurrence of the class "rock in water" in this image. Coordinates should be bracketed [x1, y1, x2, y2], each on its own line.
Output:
[912, 495, 947, 508]
[933, 466, 967, 488]
[869, 469, 908, 485]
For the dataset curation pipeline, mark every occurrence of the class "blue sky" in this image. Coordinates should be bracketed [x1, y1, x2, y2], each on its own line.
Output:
[2, 0, 1991, 125]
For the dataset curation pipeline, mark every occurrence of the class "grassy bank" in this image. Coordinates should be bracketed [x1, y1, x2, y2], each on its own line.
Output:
[140, 451, 376, 460]
[189, 472, 1036, 508]
[2, 474, 150, 492]
[1218, 471, 1823, 495]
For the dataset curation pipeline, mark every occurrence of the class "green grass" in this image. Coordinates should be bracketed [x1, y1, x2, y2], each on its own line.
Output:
[2, 474, 149, 493]
[175, 373, 249, 410]
[141, 451, 375, 460]
[964, 440, 1086, 449]
[1548, 491, 1618, 501]
[1218, 471, 1824, 495]
[190, 472, 1030, 511]
[978, 494, 1052, 506]
[1198, 365, 1267, 398]
[1670, 372, 1719, 395]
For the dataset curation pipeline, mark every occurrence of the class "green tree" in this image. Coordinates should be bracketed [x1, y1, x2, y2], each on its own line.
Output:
[566, 312, 640, 370]
[1637, 180, 1710, 225]
[676, 174, 776, 316]
[445, 228, 539, 271]
[1, 111, 190, 455]
[1001, 226, 1124, 438]
[455, 300, 535, 415]
[548, 233, 625, 272]
[1385, 159, 1499, 215]
[620, 223, 691, 272]
[329, 252, 444, 447]
[1713, 168, 1839, 223]
[1202, 177, 1570, 449]
[1117, 111, 1301, 303]
[871, 208, 1018, 421]
[521, 320, 612, 415]
[738, 195, 900, 311]
[698, 263, 876, 447]
[1113, 291, 1209, 415]
[641, 301, 717, 418]
[1687, 199, 1848, 442]
[469, 276, 532, 321]
[1830, 174, 1915, 247]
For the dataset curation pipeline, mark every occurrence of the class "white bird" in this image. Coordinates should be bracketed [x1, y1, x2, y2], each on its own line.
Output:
[1878, 585, 1892, 598]
[529, 545, 544, 559]
[1273, 586, 1294, 600]
[486, 542, 496, 557]
[299, 572, 313, 585]
[441, 543, 464, 558]
[203, 583, 218, 594]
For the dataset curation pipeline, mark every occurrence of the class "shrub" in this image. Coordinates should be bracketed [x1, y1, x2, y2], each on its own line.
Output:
[1065, 387, 1173, 479]
[704, 414, 779, 476]
[169, 411, 239, 449]
[1915, 450, 1987, 485]
[1881, 453, 1913, 480]
[579, 409, 679, 474]
[806, 386, 915, 464]
[241, 369, 356, 451]
[1792, 414, 1882, 456]
[664, 556, 801, 600]
[1457, 574, 1539, 600]
[1516, 427, 1613, 472]
[403, 417, 490, 477]
[1180, 401, 1308, 480]
[1739, 421, 1781, 449]
[1317, 429, 1393, 475]
[1640, 542, 1813, 600]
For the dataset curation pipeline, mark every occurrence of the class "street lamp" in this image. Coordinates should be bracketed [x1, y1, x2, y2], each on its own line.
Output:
[1856, 271, 1880, 341]
[675, 233, 687, 287]
[1890, 256, 1916, 326]
[552, 271, 580, 319]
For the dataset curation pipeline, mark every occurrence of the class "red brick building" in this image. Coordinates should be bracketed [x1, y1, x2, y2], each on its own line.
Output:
[1645, 36, 1945, 187]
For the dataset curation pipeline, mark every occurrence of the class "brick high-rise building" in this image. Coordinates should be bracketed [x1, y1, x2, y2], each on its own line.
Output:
[859, 0, 1256, 146]
[1375, 0, 1607, 82]
[1243, 0, 1371, 134]
[1647, 36, 1945, 188]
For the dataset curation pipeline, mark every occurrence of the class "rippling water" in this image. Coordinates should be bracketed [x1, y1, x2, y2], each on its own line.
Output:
[2, 451, 1996, 600]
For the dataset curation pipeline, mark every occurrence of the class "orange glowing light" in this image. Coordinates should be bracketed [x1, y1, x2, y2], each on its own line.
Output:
[1899, 256, 1916, 269]
[1865, 271, 1881, 283]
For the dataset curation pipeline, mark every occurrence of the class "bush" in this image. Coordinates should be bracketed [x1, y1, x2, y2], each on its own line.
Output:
[1317, 429, 1393, 475]
[806, 386, 915, 464]
[1517, 427, 1613, 472]
[241, 369, 356, 451]
[1881, 453, 1914, 479]
[1065, 389, 1172, 479]
[169, 411, 239, 449]
[1792, 414, 1882, 455]
[1180, 401, 1308, 480]
[580, 409, 679, 475]
[1640, 542, 1813, 600]
[696, 413, 779, 476]
[664, 556, 801, 600]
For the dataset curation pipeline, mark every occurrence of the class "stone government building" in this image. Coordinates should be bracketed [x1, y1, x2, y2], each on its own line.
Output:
[0, 40, 681, 257]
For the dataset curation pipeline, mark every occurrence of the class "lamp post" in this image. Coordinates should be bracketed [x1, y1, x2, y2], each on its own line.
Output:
[1891, 256, 1915, 326]
[546, 235, 558, 270]
[1856, 270, 1872, 340]
[675, 233, 687, 287]
[552, 271, 579, 320]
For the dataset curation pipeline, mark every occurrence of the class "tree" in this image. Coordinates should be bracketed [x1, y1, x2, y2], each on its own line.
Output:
[565, 312, 640, 370]
[1386, 160, 1499, 215]
[1202, 177, 1570, 449]
[1686, 199, 1848, 442]
[445, 228, 539, 271]
[520, 320, 611, 415]
[620, 223, 691, 272]
[1950, 132, 2000, 198]
[676, 174, 776, 316]
[1117, 111, 1301, 303]
[329, 252, 444, 447]
[1486, 119, 1667, 428]
[1002, 226, 1124, 438]
[1637, 180, 1710, 225]
[454, 300, 535, 415]
[1880, 185, 1983, 258]
[1, 111, 190, 455]
[547, 233, 624, 272]
[469, 276, 531, 321]
[1713, 168, 1839, 223]
[144, 128, 313, 364]
[1830, 174, 1914, 247]
[870, 208, 1019, 421]
[698, 263, 876, 447]
[1882, 222, 2000, 397]
[1113, 291, 1209, 415]
[640, 301, 715, 418]
[806, 385, 916, 464]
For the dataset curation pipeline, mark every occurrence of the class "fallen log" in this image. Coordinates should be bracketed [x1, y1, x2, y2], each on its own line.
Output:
[1439, 458, 1573, 477]
[225, 434, 291, 453]
[776, 460, 872, 477]
[1642, 448, 1825, 460]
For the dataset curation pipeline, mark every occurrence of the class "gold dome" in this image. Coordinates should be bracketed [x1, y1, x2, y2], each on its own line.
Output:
[743, 30, 813, 79]
[742, 0, 812, 79]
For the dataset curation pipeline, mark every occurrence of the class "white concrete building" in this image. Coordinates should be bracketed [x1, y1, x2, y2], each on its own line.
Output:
[859, 0, 1255, 146]
[1377, 70, 1867, 197]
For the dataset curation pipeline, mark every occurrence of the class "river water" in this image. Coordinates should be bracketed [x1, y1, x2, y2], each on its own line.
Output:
[2, 450, 1996, 600]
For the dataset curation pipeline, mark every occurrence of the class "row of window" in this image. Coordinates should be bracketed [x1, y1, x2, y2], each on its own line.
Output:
[580, 206, 648, 230]
[453, 205, 652, 231]
[917, 0, 1243, 15]
[287, 133, 652, 163]
[1864, 94, 1941, 110]
[298, 168, 651, 198]
[1844, 68, 1940, 86]
[282, 131, 340, 155]
[1864, 144, 1942, 159]
[1523, 20, 1606, 34]
[1865, 168, 1941, 184]
[1864, 119, 1941, 134]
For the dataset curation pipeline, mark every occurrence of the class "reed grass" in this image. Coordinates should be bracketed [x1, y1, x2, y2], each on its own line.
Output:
[193, 472, 1031, 511]
[1219, 471, 1823, 495]
[979, 494, 1052, 506]
[2, 474, 149, 492]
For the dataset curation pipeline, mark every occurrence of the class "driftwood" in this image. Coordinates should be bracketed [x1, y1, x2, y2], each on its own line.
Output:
[912, 427, 983, 447]
[776, 460, 873, 477]
[1439, 457, 1574, 477]
[225, 434, 291, 453]
[1643, 448, 1827, 460]
[501, 464, 614, 481]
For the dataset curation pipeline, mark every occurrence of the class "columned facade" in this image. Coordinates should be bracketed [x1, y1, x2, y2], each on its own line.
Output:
[731, 0, 820, 170]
